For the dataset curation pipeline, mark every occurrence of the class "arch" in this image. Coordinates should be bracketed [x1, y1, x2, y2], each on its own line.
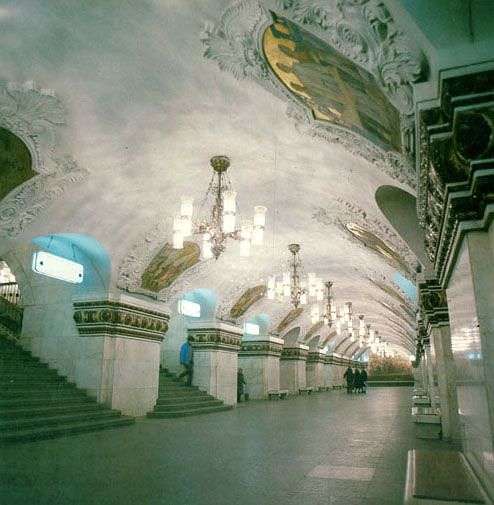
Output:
[32, 233, 111, 294]
[244, 313, 270, 336]
[282, 326, 301, 345]
[182, 288, 217, 321]
[375, 185, 431, 268]
[0, 128, 36, 201]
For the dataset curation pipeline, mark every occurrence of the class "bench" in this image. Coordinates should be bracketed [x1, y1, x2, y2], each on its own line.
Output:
[298, 387, 314, 395]
[332, 384, 344, 390]
[413, 395, 431, 406]
[404, 450, 488, 504]
[268, 389, 289, 400]
[412, 406, 441, 424]
[318, 386, 331, 392]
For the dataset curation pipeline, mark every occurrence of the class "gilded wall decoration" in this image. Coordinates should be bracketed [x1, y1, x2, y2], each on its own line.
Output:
[276, 307, 304, 333]
[263, 15, 401, 152]
[313, 198, 417, 280]
[345, 222, 411, 276]
[141, 241, 201, 293]
[229, 284, 267, 318]
[305, 320, 323, 340]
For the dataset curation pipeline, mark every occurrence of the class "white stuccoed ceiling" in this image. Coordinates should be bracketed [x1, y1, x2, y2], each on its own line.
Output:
[0, 0, 418, 354]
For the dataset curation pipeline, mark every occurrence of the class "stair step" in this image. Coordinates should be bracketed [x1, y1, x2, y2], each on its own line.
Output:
[0, 402, 105, 420]
[0, 388, 86, 400]
[157, 395, 215, 405]
[0, 378, 71, 388]
[0, 409, 122, 431]
[0, 396, 95, 409]
[153, 400, 223, 411]
[147, 405, 232, 418]
[0, 416, 135, 443]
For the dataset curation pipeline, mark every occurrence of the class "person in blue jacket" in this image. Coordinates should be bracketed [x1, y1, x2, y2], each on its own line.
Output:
[178, 337, 193, 386]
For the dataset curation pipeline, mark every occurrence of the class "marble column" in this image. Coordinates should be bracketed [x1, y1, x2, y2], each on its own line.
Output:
[280, 343, 309, 393]
[323, 355, 334, 388]
[429, 324, 460, 441]
[238, 334, 284, 399]
[306, 349, 327, 389]
[73, 294, 169, 416]
[424, 342, 438, 408]
[187, 321, 242, 406]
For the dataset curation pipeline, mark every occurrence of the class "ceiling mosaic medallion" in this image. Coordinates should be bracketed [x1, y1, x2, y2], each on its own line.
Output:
[277, 307, 304, 334]
[262, 14, 401, 152]
[141, 241, 200, 293]
[346, 223, 411, 276]
[0, 128, 35, 201]
[229, 284, 267, 319]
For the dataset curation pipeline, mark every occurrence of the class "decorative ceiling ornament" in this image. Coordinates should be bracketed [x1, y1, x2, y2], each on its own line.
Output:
[201, 0, 427, 188]
[312, 198, 418, 280]
[276, 306, 304, 333]
[229, 284, 267, 319]
[0, 81, 87, 239]
[172, 156, 267, 261]
[140, 241, 201, 293]
[266, 243, 323, 308]
[117, 220, 213, 300]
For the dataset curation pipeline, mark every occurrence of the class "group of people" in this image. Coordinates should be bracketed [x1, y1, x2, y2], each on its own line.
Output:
[343, 366, 368, 394]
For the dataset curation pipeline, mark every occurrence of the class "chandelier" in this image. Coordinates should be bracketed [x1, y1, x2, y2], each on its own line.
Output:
[267, 244, 324, 308]
[309, 281, 335, 326]
[172, 156, 267, 260]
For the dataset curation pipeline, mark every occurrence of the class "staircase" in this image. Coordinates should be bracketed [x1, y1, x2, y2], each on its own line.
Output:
[0, 338, 135, 443]
[147, 369, 232, 418]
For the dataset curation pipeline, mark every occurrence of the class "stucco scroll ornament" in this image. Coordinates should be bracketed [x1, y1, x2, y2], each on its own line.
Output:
[201, 0, 423, 190]
[0, 81, 88, 238]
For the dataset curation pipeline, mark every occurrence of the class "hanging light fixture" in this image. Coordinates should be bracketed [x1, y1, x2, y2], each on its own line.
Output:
[171, 156, 267, 260]
[266, 244, 323, 308]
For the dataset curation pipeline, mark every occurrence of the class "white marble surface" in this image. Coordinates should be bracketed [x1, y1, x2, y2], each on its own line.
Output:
[193, 348, 238, 405]
[280, 359, 306, 392]
[306, 361, 325, 389]
[447, 230, 494, 495]
[238, 355, 280, 399]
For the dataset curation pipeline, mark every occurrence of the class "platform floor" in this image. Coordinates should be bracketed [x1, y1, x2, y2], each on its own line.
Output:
[0, 388, 454, 505]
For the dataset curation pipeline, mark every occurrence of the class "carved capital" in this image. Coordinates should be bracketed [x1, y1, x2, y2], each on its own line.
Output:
[280, 345, 309, 360]
[239, 339, 283, 356]
[188, 327, 242, 352]
[419, 280, 449, 329]
[73, 300, 169, 342]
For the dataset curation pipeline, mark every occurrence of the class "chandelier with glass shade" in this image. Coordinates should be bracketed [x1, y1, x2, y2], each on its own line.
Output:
[266, 244, 324, 309]
[172, 155, 267, 260]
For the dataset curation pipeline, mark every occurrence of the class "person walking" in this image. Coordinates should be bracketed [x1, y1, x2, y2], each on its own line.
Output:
[343, 366, 354, 394]
[178, 337, 193, 387]
[354, 368, 362, 393]
[237, 368, 246, 402]
[360, 368, 368, 394]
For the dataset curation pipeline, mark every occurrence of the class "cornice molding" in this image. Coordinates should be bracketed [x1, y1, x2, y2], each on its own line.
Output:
[73, 299, 170, 342]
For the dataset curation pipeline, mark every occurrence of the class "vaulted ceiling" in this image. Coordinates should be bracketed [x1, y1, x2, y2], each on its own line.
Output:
[0, 0, 434, 356]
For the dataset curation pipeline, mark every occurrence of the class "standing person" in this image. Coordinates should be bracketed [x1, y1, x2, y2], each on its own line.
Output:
[237, 368, 246, 403]
[354, 368, 362, 393]
[178, 337, 193, 387]
[360, 368, 368, 394]
[343, 366, 354, 394]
